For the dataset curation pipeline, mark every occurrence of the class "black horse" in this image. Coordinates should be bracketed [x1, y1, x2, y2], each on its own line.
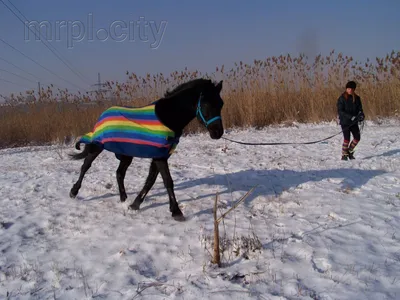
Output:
[69, 78, 224, 221]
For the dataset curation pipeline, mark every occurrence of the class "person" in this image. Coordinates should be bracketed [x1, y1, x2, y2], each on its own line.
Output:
[337, 80, 365, 160]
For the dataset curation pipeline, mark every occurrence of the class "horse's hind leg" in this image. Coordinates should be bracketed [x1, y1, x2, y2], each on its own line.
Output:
[153, 158, 185, 221]
[116, 155, 133, 202]
[129, 159, 159, 210]
[70, 144, 103, 198]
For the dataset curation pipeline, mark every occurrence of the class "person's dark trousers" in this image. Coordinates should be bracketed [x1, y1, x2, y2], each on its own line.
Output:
[341, 124, 360, 158]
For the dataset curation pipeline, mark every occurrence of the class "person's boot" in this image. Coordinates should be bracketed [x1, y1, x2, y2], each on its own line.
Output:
[348, 140, 359, 160]
[342, 140, 350, 161]
[341, 149, 349, 160]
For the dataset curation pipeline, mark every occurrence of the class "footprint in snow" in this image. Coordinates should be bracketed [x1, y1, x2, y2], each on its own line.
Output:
[1, 222, 13, 229]
[311, 257, 331, 273]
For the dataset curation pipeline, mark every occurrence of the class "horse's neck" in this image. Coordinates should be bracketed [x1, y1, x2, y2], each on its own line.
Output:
[155, 90, 198, 134]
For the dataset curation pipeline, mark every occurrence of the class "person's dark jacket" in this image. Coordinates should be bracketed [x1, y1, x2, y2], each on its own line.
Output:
[337, 92, 364, 126]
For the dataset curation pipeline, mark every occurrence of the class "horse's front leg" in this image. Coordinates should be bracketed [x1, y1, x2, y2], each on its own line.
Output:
[129, 159, 159, 210]
[70, 144, 103, 198]
[154, 158, 185, 221]
[116, 155, 133, 202]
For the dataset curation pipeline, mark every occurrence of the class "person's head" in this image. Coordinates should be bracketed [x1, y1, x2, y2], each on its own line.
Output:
[345, 81, 356, 95]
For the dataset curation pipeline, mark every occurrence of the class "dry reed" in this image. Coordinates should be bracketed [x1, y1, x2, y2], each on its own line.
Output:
[1, 50, 399, 148]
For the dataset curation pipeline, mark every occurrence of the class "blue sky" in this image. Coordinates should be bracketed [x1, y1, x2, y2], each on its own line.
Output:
[0, 0, 399, 96]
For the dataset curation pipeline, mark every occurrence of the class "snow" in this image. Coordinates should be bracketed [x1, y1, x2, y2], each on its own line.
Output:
[1, 120, 400, 299]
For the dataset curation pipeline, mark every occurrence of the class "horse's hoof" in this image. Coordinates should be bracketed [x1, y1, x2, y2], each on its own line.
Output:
[69, 190, 77, 198]
[173, 215, 186, 222]
[128, 203, 140, 210]
[172, 212, 185, 222]
[120, 195, 127, 202]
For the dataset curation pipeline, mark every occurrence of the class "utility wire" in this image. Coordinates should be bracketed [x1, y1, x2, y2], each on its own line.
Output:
[0, 77, 33, 90]
[0, 56, 65, 91]
[0, 37, 87, 92]
[0, 56, 40, 82]
[1, 0, 92, 86]
[0, 68, 38, 84]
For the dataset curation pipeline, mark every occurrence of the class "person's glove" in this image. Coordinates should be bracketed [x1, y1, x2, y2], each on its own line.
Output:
[358, 112, 365, 121]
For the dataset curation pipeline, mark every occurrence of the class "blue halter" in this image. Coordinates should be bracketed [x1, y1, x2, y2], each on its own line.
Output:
[196, 93, 221, 127]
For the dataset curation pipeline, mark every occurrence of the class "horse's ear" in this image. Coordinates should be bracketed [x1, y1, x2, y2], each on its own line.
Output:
[216, 80, 223, 93]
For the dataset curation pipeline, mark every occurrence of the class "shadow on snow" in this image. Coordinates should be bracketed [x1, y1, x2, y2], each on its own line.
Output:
[83, 167, 386, 216]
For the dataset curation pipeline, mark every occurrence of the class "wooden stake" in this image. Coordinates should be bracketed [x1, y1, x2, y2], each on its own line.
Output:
[212, 192, 221, 266]
[211, 186, 257, 267]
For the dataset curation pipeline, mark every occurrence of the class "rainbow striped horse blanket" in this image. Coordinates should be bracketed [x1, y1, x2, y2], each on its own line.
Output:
[77, 103, 180, 159]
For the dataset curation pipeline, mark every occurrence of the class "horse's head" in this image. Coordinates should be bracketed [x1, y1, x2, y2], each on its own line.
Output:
[196, 80, 224, 139]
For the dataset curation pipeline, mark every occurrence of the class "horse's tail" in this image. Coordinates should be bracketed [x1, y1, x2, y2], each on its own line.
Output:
[69, 136, 91, 160]
[69, 144, 89, 160]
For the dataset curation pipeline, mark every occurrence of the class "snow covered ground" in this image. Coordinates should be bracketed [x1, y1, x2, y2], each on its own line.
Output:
[1, 120, 399, 300]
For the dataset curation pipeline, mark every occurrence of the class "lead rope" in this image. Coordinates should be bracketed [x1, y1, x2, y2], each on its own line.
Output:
[221, 118, 362, 146]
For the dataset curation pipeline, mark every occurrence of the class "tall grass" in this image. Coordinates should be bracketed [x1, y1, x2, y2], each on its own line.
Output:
[1, 50, 399, 148]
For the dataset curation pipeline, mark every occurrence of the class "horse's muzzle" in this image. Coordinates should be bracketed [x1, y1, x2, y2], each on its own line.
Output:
[208, 122, 224, 139]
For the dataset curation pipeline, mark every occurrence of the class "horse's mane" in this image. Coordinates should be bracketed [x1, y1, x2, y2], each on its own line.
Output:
[163, 78, 214, 98]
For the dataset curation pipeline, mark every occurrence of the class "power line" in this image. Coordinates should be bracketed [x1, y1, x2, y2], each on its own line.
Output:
[0, 68, 38, 84]
[0, 77, 34, 90]
[0, 56, 40, 82]
[0, 56, 64, 91]
[0, 37, 87, 92]
[1, 0, 92, 86]
[6, 0, 92, 85]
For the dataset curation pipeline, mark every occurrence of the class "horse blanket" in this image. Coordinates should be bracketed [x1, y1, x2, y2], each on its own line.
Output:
[78, 103, 180, 159]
